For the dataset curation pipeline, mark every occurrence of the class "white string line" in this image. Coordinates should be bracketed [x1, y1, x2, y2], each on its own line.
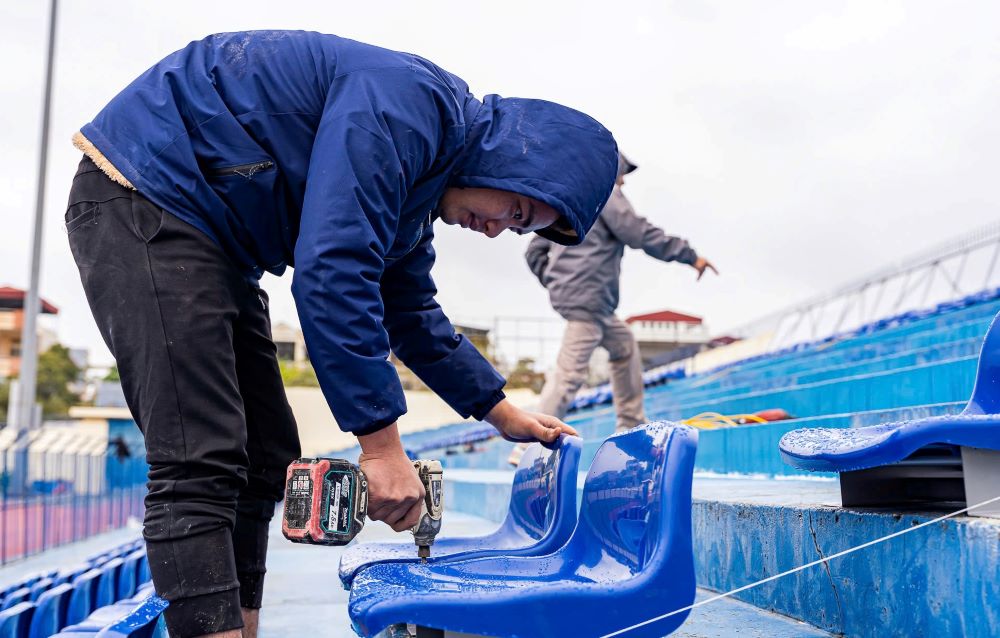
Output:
[600, 493, 1000, 638]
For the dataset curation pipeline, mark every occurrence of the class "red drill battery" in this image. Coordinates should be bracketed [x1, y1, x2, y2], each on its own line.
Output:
[282, 458, 369, 545]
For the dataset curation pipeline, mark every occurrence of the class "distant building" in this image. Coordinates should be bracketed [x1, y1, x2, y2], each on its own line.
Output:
[272, 322, 309, 364]
[624, 309, 712, 367]
[454, 323, 491, 357]
[0, 286, 59, 378]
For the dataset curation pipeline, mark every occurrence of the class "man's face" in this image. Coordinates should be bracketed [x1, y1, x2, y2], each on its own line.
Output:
[438, 187, 561, 239]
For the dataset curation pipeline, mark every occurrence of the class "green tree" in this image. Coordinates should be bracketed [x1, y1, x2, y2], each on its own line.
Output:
[0, 379, 8, 422]
[36, 344, 83, 417]
[104, 365, 120, 381]
[279, 360, 320, 387]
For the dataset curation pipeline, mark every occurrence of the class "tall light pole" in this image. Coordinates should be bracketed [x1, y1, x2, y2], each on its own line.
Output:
[13, 0, 59, 432]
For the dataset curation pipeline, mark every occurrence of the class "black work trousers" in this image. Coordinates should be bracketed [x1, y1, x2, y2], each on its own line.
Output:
[66, 156, 301, 637]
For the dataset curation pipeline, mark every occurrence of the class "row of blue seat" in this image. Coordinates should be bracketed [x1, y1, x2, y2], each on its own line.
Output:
[568, 288, 1000, 412]
[0, 539, 154, 638]
[51, 585, 166, 638]
[402, 289, 1000, 460]
[637, 309, 993, 412]
[650, 326, 986, 405]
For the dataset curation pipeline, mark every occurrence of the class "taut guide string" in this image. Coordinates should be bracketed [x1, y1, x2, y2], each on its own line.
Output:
[600, 493, 1000, 637]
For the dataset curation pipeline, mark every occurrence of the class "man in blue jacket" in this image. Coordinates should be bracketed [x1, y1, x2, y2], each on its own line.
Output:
[66, 31, 617, 638]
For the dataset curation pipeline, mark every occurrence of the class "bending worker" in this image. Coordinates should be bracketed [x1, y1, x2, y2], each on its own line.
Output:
[66, 31, 617, 638]
[523, 153, 715, 444]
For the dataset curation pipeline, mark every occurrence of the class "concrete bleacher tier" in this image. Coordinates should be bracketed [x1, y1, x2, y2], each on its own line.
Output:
[0, 539, 166, 637]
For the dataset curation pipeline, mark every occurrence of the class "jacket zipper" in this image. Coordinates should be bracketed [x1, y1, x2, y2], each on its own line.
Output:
[208, 160, 275, 179]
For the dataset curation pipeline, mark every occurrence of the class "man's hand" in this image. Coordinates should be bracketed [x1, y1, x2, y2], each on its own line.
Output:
[357, 423, 424, 532]
[693, 256, 718, 281]
[485, 399, 579, 443]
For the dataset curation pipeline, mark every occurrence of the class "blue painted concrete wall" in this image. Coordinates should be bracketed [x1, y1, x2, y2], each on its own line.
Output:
[694, 502, 1000, 637]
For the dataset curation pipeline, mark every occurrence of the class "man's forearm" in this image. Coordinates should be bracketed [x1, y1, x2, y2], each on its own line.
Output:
[358, 422, 405, 457]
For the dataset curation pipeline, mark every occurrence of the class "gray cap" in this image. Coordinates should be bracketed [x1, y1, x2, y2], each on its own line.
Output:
[617, 152, 638, 179]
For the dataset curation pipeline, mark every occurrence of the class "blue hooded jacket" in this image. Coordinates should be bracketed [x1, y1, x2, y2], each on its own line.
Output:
[80, 31, 618, 435]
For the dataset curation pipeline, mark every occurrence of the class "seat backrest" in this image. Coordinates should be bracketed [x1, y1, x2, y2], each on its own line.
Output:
[136, 555, 151, 588]
[98, 559, 124, 605]
[67, 569, 101, 627]
[27, 580, 51, 603]
[573, 423, 698, 576]
[500, 435, 581, 542]
[963, 310, 1000, 415]
[0, 602, 36, 638]
[28, 583, 72, 638]
[118, 552, 143, 600]
[93, 594, 168, 638]
[0, 590, 30, 613]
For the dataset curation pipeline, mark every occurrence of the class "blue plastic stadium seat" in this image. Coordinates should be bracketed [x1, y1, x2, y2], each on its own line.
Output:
[780, 310, 1000, 512]
[27, 579, 52, 603]
[62, 565, 93, 586]
[349, 423, 698, 638]
[97, 560, 123, 605]
[94, 595, 168, 638]
[28, 583, 72, 638]
[0, 590, 30, 613]
[60, 603, 136, 633]
[339, 435, 583, 589]
[67, 569, 103, 625]
[117, 552, 143, 600]
[134, 555, 150, 589]
[0, 602, 35, 638]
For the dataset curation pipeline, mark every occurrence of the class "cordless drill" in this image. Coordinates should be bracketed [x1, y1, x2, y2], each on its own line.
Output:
[281, 457, 443, 560]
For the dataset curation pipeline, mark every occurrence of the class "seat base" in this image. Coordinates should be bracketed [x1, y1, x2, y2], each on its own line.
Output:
[839, 443, 966, 508]
[384, 625, 494, 638]
[838, 444, 1000, 518]
[962, 446, 1000, 518]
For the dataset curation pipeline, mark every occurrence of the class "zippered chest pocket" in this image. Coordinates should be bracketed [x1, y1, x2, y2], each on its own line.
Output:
[384, 212, 432, 265]
[208, 160, 275, 180]
[205, 159, 288, 269]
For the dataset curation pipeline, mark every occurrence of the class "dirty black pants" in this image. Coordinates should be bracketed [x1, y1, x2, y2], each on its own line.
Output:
[66, 156, 301, 637]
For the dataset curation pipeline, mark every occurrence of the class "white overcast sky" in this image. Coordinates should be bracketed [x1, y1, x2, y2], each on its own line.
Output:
[1, 0, 999, 366]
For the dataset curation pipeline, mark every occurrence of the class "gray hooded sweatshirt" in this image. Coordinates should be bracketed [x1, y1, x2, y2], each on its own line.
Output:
[525, 186, 698, 321]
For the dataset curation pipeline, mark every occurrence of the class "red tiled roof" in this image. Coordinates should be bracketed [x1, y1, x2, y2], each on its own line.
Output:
[0, 286, 58, 314]
[625, 309, 702, 324]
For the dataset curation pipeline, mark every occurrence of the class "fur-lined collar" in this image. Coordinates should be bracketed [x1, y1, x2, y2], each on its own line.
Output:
[72, 132, 134, 190]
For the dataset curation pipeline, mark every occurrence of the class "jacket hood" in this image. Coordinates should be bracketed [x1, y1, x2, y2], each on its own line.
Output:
[450, 95, 618, 246]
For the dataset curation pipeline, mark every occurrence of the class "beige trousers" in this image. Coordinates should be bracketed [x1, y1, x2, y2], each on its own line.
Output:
[538, 316, 646, 432]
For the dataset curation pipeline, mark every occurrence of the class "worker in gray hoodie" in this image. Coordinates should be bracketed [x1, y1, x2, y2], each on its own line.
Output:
[524, 153, 717, 438]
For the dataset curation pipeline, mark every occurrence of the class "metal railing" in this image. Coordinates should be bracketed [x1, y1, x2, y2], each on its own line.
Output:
[0, 448, 146, 565]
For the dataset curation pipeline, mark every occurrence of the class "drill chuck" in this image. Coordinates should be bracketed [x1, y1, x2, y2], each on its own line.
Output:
[411, 460, 444, 559]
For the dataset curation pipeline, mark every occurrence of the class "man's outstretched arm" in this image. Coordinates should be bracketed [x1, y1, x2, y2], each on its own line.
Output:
[602, 188, 718, 279]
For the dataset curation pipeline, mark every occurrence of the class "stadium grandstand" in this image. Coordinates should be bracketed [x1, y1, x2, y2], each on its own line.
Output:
[3, 224, 1000, 637]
